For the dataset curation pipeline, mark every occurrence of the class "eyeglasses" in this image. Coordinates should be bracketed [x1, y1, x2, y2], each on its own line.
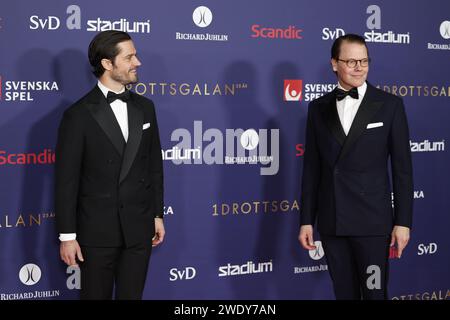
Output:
[337, 58, 371, 68]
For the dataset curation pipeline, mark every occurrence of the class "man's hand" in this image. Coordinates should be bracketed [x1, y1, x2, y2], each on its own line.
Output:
[152, 218, 165, 247]
[60, 240, 84, 266]
[391, 225, 410, 258]
[298, 225, 316, 250]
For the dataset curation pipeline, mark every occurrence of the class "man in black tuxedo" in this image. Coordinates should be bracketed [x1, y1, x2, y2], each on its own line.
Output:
[55, 30, 165, 300]
[298, 34, 413, 300]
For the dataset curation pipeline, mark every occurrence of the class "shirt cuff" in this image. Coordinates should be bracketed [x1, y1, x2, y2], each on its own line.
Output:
[59, 233, 77, 241]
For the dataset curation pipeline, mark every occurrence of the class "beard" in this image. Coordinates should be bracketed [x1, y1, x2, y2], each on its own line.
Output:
[111, 69, 138, 86]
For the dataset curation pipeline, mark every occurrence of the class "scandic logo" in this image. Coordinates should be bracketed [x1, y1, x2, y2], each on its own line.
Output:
[284, 80, 302, 101]
[295, 144, 304, 157]
[0, 149, 55, 165]
[251, 25, 303, 39]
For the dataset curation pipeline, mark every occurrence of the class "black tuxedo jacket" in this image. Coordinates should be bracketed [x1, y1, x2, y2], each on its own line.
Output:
[55, 86, 164, 247]
[300, 82, 413, 236]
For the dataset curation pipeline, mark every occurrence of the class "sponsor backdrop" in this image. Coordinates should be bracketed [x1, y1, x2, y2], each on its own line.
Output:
[0, 0, 448, 300]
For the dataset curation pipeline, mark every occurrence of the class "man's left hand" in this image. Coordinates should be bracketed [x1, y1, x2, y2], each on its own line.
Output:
[152, 218, 165, 247]
[391, 225, 410, 258]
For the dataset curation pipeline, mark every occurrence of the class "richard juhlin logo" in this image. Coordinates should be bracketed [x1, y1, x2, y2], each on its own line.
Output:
[19, 264, 41, 286]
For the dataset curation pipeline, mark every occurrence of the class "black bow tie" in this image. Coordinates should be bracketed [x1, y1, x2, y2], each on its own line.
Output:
[106, 90, 130, 104]
[335, 87, 359, 101]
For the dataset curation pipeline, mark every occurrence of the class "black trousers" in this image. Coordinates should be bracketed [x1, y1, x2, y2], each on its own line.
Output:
[320, 234, 390, 300]
[79, 243, 152, 300]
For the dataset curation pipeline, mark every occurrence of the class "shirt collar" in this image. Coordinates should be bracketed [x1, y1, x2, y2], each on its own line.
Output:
[337, 81, 367, 100]
[97, 80, 125, 98]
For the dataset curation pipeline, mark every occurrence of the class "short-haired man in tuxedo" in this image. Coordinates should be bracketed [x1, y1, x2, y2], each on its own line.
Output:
[56, 30, 165, 300]
[298, 34, 413, 300]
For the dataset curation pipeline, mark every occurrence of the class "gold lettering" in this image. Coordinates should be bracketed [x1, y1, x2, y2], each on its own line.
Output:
[241, 202, 251, 214]
[148, 82, 156, 95]
[135, 82, 146, 95]
[224, 84, 235, 95]
[399, 86, 408, 97]
[221, 204, 229, 216]
[253, 201, 260, 213]
[263, 201, 270, 212]
[292, 200, 300, 211]
[232, 203, 239, 215]
[213, 84, 222, 95]
[160, 82, 168, 95]
[431, 86, 438, 96]
[169, 83, 177, 95]
[180, 83, 190, 95]
[16, 215, 26, 227]
[192, 84, 201, 95]
[280, 200, 289, 211]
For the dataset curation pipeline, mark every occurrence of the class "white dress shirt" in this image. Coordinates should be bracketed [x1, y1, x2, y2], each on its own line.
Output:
[336, 81, 367, 135]
[59, 81, 129, 242]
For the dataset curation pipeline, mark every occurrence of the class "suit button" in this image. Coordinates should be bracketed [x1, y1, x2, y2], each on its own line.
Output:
[334, 169, 339, 175]
[139, 179, 145, 184]
[107, 159, 113, 164]
[120, 204, 124, 209]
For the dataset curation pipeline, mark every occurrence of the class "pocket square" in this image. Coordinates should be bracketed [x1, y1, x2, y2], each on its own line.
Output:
[367, 122, 383, 129]
[143, 123, 151, 130]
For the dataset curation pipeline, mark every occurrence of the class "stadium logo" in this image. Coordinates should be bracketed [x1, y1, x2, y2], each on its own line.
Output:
[410, 140, 445, 152]
[218, 260, 273, 277]
[365, 5, 410, 44]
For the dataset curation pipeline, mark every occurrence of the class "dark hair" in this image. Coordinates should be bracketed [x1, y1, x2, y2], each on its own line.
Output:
[331, 34, 369, 60]
[88, 30, 132, 78]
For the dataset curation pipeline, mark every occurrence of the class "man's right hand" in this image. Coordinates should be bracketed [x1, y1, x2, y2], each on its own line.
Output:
[60, 240, 84, 266]
[298, 225, 317, 250]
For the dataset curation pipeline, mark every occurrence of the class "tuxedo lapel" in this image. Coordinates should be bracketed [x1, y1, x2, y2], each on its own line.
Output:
[320, 92, 346, 146]
[337, 84, 382, 161]
[86, 86, 125, 156]
[119, 95, 143, 184]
